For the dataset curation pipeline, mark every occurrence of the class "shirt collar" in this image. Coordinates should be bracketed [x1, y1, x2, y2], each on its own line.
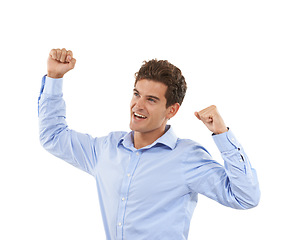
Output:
[118, 125, 178, 151]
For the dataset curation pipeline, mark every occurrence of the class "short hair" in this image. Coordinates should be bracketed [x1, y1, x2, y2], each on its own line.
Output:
[134, 59, 187, 108]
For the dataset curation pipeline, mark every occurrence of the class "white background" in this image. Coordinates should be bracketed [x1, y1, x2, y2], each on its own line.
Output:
[1, 0, 293, 239]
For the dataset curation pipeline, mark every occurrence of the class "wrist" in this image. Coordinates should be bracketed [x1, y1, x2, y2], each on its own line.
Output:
[47, 72, 64, 79]
[213, 127, 229, 135]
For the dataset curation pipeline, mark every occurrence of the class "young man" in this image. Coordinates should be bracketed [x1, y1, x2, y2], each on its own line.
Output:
[38, 48, 260, 240]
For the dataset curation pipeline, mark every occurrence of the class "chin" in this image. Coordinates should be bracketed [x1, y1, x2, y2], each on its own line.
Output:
[129, 121, 138, 131]
[129, 116, 147, 132]
[129, 122, 149, 133]
[129, 123, 142, 132]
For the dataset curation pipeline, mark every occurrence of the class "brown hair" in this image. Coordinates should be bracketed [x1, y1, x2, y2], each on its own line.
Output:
[134, 59, 187, 108]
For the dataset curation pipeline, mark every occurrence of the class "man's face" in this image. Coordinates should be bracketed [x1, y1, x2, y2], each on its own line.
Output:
[130, 79, 172, 135]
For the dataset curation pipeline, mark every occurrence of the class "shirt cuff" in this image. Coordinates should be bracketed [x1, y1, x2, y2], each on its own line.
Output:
[43, 76, 63, 95]
[212, 129, 241, 152]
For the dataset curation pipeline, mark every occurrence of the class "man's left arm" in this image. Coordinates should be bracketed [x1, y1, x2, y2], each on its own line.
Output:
[195, 105, 260, 209]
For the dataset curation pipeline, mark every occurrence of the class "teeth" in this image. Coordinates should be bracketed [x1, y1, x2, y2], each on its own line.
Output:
[134, 112, 147, 119]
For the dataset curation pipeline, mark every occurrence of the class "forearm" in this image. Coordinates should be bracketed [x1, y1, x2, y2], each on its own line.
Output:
[38, 75, 69, 157]
[213, 130, 260, 209]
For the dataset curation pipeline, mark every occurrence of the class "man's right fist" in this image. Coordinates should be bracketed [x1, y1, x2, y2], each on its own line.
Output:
[47, 48, 76, 78]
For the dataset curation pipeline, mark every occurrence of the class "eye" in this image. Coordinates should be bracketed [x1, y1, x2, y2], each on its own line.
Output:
[148, 98, 156, 103]
[134, 92, 140, 97]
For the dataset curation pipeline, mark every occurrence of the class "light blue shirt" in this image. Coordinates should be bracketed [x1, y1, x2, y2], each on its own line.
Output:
[38, 75, 260, 240]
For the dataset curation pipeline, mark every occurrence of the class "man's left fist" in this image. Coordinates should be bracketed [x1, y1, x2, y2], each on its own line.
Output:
[195, 105, 228, 135]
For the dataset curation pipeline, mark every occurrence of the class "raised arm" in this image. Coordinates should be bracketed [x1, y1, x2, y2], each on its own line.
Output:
[186, 105, 260, 209]
[38, 49, 98, 176]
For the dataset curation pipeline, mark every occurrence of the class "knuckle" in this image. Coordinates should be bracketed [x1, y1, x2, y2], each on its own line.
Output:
[50, 50, 57, 59]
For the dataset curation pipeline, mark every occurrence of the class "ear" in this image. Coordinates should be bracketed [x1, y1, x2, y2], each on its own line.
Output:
[166, 103, 180, 119]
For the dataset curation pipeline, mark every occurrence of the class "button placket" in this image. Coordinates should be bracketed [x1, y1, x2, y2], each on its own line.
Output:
[116, 151, 142, 240]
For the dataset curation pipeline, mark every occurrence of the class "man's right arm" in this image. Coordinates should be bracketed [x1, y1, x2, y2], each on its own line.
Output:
[38, 49, 98, 176]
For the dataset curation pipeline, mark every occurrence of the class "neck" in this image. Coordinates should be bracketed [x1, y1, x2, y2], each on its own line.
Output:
[133, 126, 167, 149]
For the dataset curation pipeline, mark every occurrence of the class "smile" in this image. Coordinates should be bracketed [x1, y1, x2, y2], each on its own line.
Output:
[134, 112, 147, 119]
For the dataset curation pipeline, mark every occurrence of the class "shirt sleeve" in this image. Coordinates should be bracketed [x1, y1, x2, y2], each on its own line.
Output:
[43, 76, 63, 95]
[183, 130, 260, 209]
[38, 75, 98, 176]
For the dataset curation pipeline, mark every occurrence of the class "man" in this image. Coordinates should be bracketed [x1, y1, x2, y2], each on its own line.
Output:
[38, 48, 260, 240]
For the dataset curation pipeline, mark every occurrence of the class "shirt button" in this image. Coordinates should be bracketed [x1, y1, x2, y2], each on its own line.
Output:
[118, 222, 122, 226]
[136, 152, 139, 156]
[122, 197, 125, 201]
[127, 173, 131, 177]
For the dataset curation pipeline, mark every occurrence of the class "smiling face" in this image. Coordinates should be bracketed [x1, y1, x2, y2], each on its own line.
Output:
[130, 79, 179, 139]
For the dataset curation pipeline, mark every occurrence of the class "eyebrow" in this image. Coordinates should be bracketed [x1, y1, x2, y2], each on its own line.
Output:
[133, 88, 161, 101]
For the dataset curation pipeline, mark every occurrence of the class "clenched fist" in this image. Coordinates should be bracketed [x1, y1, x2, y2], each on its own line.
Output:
[47, 48, 76, 78]
[195, 105, 228, 135]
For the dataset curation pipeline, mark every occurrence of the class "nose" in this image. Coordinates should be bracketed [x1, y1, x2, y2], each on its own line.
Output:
[133, 97, 145, 110]
[136, 97, 145, 109]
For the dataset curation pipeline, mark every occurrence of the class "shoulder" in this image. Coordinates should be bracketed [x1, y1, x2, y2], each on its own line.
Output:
[95, 131, 128, 146]
[176, 137, 212, 161]
[176, 138, 208, 152]
[108, 131, 128, 139]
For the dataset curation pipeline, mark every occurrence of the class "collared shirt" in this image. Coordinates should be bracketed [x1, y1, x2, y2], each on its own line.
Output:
[38, 76, 260, 240]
